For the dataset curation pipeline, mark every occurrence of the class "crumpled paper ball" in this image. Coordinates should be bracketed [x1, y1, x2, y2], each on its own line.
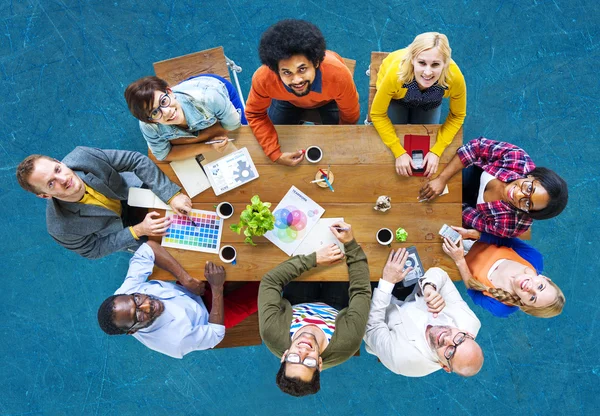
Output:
[395, 227, 408, 242]
[374, 195, 392, 212]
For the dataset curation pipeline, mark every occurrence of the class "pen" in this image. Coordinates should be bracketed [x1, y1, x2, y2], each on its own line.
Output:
[322, 176, 335, 192]
[204, 138, 236, 145]
[319, 168, 329, 178]
[326, 164, 331, 178]
[333, 227, 349, 231]
[311, 179, 326, 183]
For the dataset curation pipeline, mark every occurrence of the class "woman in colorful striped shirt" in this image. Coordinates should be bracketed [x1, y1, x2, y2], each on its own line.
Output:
[441, 227, 565, 318]
[419, 137, 569, 238]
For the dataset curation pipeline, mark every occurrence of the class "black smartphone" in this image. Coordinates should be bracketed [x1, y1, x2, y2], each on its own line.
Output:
[411, 150, 425, 173]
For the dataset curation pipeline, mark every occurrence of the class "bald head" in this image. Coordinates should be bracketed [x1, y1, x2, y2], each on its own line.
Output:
[451, 337, 484, 377]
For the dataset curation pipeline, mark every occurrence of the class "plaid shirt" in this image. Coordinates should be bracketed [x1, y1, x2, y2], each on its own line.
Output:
[457, 137, 535, 238]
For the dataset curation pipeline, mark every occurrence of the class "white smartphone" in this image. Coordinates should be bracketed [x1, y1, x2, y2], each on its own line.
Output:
[439, 224, 461, 244]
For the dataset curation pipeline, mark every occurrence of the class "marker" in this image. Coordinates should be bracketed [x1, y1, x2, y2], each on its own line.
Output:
[319, 168, 329, 178]
[203, 138, 236, 145]
[322, 176, 335, 192]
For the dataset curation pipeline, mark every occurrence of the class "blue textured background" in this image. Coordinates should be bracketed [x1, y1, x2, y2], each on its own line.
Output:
[1, 1, 599, 415]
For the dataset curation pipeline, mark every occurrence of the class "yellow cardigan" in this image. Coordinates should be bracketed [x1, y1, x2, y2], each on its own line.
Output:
[370, 48, 467, 157]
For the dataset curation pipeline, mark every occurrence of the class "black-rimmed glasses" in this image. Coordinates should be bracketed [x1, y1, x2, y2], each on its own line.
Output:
[148, 93, 171, 121]
[518, 180, 537, 212]
[444, 332, 475, 371]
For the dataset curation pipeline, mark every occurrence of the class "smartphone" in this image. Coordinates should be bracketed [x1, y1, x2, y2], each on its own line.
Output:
[439, 224, 461, 244]
[411, 150, 425, 172]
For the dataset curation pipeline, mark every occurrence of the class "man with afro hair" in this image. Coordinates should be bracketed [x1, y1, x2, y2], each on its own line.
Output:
[245, 19, 360, 166]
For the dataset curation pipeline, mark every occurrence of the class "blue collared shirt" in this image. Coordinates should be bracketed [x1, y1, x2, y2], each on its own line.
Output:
[115, 244, 225, 358]
[282, 67, 323, 94]
[139, 76, 241, 160]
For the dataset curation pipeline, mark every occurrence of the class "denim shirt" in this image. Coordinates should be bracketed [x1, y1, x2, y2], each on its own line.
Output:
[139, 76, 241, 160]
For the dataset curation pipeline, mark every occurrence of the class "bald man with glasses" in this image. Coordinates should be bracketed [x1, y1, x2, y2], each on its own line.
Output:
[97, 241, 258, 358]
[364, 248, 484, 377]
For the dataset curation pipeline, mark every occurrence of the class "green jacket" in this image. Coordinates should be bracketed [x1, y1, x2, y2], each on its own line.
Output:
[258, 239, 371, 370]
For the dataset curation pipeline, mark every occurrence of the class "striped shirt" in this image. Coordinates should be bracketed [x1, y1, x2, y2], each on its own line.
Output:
[290, 303, 338, 342]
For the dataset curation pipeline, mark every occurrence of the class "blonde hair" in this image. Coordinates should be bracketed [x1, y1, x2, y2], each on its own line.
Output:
[397, 32, 452, 87]
[467, 277, 565, 318]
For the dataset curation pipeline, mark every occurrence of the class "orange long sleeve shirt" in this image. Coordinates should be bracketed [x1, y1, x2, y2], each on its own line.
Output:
[245, 51, 360, 161]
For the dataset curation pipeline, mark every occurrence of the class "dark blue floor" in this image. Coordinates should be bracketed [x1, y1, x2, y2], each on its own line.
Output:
[1, 1, 599, 415]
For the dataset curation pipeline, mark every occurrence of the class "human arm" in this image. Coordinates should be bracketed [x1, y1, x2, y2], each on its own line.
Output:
[151, 124, 229, 161]
[245, 68, 283, 162]
[479, 232, 543, 272]
[333, 64, 360, 125]
[370, 66, 407, 158]
[145, 240, 205, 295]
[115, 243, 156, 292]
[462, 207, 530, 238]
[429, 63, 467, 157]
[441, 237, 473, 288]
[258, 253, 317, 354]
[204, 262, 226, 325]
[419, 152, 465, 200]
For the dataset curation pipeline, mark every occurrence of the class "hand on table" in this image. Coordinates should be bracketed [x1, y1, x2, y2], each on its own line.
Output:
[329, 221, 354, 244]
[204, 261, 226, 289]
[135, 211, 172, 236]
[185, 279, 206, 296]
[169, 193, 193, 216]
[450, 226, 481, 240]
[381, 248, 412, 284]
[316, 243, 345, 266]
[419, 177, 447, 201]
[423, 284, 446, 317]
[395, 153, 414, 177]
[276, 150, 304, 166]
[423, 152, 440, 178]
[210, 136, 230, 153]
[442, 236, 465, 264]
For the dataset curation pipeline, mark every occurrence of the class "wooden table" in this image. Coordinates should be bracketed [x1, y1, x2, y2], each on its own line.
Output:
[151, 124, 462, 282]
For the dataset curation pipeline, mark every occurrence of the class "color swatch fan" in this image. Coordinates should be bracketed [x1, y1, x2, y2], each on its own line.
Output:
[161, 209, 223, 254]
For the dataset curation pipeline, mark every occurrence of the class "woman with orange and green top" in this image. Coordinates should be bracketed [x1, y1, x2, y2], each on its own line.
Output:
[370, 32, 466, 177]
[441, 227, 565, 318]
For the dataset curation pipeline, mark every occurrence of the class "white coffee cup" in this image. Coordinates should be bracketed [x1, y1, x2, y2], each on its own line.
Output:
[216, 202, 234, 219]
[305, 145, 323, 163]
[376, 228, 394, 247]
[219, 245, 237, 264]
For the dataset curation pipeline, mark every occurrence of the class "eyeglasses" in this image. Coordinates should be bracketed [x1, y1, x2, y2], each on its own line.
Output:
[125, 294, 146, 332]
[444, 332, 474, 371]
[148, 92, 171, 121]
[284, 353, 318, 369]
[518, 180, 537, 212]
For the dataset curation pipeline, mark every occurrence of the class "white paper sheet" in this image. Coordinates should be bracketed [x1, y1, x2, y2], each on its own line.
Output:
[170, 157, 211, 198]
[293, 217, 345, 256]
[127, 188, 170, 210]
[264, 186, 325, 256]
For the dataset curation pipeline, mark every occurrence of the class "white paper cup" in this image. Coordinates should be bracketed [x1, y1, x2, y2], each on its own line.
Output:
[376, 228, 394, 247]
[216, 202, 234, 219]
[305, 146, 323, 163]
[219, 245, 237, 264]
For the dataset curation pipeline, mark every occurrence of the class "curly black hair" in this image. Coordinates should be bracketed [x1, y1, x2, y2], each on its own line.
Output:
[275, 361, 321, 397]
[258, 19, 326, 73]
[525, 167, 568, 220]
[97, 295, 127, 335]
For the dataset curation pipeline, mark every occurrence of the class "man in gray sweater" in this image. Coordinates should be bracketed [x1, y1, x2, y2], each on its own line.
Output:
[258, 221, 371, 397]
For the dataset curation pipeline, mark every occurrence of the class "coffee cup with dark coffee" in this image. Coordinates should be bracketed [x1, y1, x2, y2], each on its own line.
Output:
[305, 146, 323, 163]
[216, 202, 234, 219]
[376, 228, 394, 247]
[219, 245, 237, 264]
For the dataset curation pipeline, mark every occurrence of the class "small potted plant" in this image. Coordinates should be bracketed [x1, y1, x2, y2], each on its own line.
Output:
[230, 195, 275, 246]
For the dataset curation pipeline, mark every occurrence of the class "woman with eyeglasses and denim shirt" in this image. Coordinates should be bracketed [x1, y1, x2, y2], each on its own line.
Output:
[440, 227, 565, 319]
[125, 75, 246, 162]
[419, 137, 569, 238]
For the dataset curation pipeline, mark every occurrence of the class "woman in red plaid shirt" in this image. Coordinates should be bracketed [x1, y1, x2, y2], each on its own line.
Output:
[419, 137, 568, 238]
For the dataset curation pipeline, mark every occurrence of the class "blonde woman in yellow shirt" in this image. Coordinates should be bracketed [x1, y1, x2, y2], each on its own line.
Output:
[370, 32, 466, 177]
